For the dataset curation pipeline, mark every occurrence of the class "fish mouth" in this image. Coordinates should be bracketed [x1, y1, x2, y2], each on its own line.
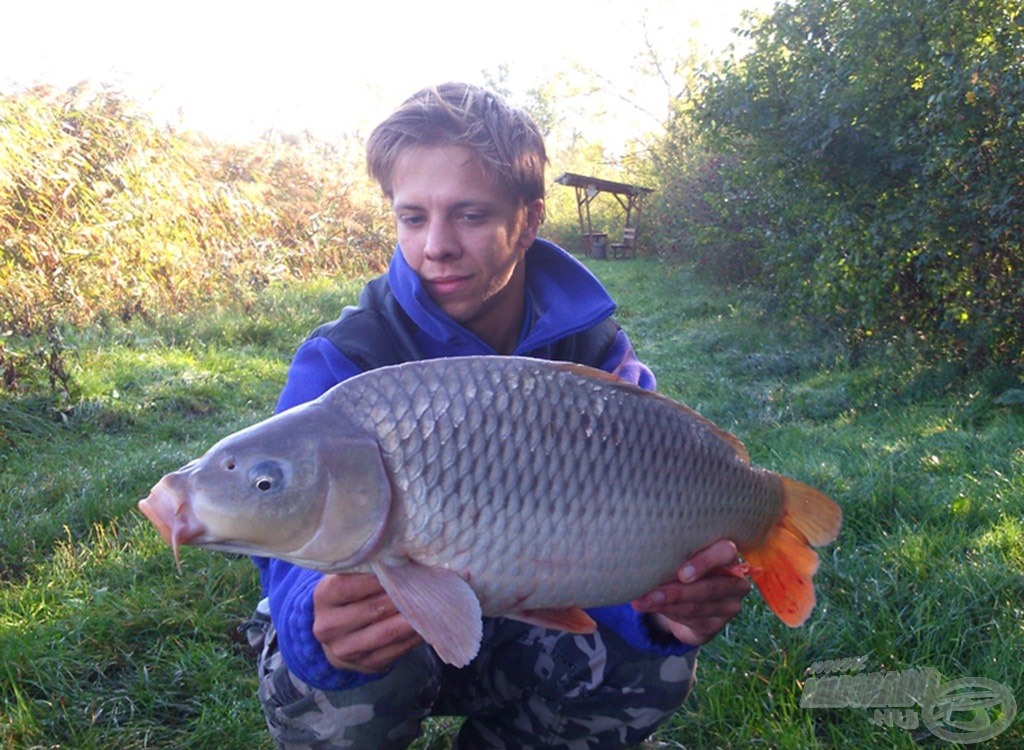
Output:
[138, 475, 208, 567]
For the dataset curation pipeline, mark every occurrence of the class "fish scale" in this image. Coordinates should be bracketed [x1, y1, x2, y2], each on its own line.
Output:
[328, 357, 782, 613]
[139, 355, 841, 667]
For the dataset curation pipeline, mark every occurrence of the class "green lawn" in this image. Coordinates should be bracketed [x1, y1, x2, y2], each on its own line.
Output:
[2, 258, 1020, 748]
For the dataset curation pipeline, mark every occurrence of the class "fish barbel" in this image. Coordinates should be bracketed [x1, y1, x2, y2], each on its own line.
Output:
[139, 355, 841, 666]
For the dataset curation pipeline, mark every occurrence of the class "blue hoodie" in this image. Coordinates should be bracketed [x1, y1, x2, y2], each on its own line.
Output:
[256, 238, 692, 691]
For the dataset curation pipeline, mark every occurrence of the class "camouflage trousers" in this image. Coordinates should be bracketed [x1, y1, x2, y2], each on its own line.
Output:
[249, 604, 697, 750]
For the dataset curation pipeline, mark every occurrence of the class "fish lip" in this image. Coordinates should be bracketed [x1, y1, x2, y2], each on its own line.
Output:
[137, 476, 207, 566]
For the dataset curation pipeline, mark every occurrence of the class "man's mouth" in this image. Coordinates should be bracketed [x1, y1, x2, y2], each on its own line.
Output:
[426, 275, 471, 296]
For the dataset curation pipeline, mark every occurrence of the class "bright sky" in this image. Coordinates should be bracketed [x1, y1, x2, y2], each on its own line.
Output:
[2, 0, 775, 149]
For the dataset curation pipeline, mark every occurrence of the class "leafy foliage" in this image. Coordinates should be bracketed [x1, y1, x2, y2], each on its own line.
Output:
[644, 99, 768, 286]
[650, 0, 1023, 368]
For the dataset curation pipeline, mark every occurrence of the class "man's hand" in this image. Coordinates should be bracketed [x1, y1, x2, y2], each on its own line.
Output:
[631, 539, 751, 646]
[312, 573, 423, 673]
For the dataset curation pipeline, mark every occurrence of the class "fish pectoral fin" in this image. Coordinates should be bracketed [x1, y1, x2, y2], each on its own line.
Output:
[371, 560, 482, 668]
[507, 607, 597, 634]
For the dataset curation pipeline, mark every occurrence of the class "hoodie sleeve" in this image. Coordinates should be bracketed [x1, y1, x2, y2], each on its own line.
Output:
[274, 337, 364, 412]
[588, 328, 696, 657]
[255, 337, 386, 690]
[597, 328, 657, 391]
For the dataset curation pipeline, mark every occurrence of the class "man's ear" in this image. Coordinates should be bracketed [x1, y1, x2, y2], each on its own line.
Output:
[520, 198, 545, 248]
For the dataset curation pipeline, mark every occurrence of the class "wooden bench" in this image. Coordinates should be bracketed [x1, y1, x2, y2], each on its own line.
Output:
[610, 227, 637, 259]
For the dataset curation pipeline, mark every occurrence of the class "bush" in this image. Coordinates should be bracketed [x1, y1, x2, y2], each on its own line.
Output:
[644, 101, 768, 286]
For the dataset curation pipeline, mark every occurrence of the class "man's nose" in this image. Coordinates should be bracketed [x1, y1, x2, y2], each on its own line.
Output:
[423, 219, 460, 260]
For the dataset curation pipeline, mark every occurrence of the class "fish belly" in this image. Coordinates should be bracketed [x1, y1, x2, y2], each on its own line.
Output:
[332, 356, 783, 612]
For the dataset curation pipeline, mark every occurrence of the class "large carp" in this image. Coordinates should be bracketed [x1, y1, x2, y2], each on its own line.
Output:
[139, 355, 841, 666]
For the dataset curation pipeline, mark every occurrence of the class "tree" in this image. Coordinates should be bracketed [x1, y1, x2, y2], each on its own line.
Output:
[683, 0, 1023, 366]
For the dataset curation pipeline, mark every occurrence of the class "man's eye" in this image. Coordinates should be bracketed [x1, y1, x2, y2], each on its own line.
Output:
[398, 214, 425, 226]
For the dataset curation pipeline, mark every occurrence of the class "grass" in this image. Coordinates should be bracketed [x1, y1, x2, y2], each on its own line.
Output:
[1, 257, 1021, 748]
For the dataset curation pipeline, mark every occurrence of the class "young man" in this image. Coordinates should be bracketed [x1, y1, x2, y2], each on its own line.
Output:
[251, 82, 750, 749]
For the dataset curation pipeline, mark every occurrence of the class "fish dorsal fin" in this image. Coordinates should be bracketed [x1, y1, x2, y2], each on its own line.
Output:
[371, 560, 482, 668]
[550, 361, 751, 464]
[666, 400, 751, 464]
[507, 607, 597, 634]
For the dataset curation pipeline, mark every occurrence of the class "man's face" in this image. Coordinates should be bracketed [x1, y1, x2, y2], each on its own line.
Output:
[390, 145, 543, 353]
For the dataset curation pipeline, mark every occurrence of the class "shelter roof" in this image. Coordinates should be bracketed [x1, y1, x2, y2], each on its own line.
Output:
[553, 172, 653, 197]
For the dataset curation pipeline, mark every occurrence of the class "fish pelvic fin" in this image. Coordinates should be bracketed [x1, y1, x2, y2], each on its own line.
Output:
[371, 560, 483, 668]
[742, 476, 842, 627]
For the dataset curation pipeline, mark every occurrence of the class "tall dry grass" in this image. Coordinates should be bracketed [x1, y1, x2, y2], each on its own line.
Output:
[0, 83, 393, 391]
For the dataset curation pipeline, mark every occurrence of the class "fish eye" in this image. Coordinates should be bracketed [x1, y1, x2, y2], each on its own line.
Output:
[248, 461, 285, 493]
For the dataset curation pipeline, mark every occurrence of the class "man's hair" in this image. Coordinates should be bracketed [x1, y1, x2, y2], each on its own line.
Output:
[367, 82, 547, 208]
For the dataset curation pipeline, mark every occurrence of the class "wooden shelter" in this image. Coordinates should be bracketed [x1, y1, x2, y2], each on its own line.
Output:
[554, 172, 653, 258]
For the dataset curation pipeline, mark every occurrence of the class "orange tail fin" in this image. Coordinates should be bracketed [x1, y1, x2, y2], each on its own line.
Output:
[742, 476, 842, 627]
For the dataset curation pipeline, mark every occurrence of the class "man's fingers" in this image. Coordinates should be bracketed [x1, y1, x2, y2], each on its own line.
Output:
[677, 539, 742, 582]
[313, 589, 402, 639]
[650, 613, 735, 647]
[321, 613, 423, 673]
[315, 572, 387, 607]
[312, 572, 423, 673]
[633, 575, 750, 614]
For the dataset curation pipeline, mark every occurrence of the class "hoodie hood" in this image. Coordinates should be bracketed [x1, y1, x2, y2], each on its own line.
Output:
[386, 238, 616, 355]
